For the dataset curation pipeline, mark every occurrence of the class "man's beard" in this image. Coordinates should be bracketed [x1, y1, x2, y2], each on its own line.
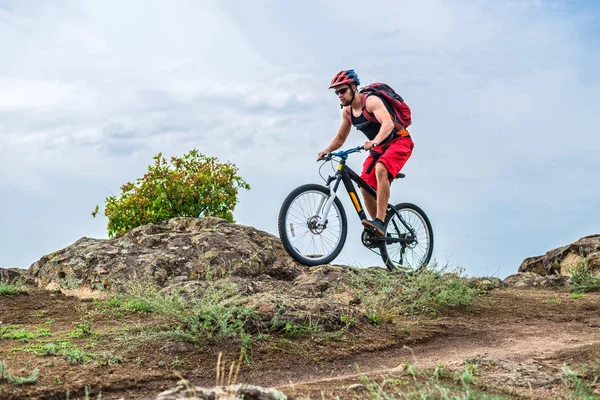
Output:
[340, 98, 352, 106]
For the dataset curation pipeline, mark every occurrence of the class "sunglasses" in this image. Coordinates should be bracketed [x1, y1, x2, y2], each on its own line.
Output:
[334, 87, 350, 96]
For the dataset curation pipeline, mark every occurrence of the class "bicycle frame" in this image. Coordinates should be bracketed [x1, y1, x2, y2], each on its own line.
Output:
[317, 147, 416, 246]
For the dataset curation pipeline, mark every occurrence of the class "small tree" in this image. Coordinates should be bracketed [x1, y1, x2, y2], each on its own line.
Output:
[93, 149, 250, 237]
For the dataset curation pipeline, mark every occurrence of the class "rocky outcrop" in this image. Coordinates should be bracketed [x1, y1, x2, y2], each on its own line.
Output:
[27, 217, 307, 291]
[0, 267, 26, 283]
[24, 218, 361, 332]
[519, 235, 600, 276]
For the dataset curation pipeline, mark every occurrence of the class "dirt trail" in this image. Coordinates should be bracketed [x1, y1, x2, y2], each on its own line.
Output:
[1, 287, 599, 399]
[274, 289, 600, 398]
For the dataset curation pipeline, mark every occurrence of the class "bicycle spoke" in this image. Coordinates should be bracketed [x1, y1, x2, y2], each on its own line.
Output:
[382, 205, 432, 272]
[282, 189, 344, 263]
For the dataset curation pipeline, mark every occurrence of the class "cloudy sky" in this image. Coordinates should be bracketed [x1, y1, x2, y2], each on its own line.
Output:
[1, 0, 598, 278]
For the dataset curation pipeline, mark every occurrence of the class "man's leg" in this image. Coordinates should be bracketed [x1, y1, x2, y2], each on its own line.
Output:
[361, 138, 413, 236]
[361, 162, 390, 236]
[359, 152, 378, 219]
[360, 187, 377, 219]
[374, 162, 391, 221]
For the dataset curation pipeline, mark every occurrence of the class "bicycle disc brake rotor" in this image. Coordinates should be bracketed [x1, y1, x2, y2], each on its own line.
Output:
[307, 216, 325, 234]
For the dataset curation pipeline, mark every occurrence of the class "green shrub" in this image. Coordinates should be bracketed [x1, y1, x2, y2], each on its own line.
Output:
[93, 149, 250, 237]
[569, 262, 600, 293]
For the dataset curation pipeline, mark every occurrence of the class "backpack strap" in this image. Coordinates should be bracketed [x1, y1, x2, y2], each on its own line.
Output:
[361, 93, 378, 123]
[344, 106, 351, 122]
[364, 93, 406, 130]
[346, 93, 376, 123]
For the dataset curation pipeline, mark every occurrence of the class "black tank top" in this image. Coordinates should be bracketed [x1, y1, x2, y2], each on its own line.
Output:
[350, 111, 397, 143]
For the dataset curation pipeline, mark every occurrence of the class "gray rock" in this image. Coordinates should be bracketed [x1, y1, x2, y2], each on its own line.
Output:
[519, 235, 600, 276]
[26, 217, 308, 291]
[155, 382, 287, 400]
[0, 267, 26, 284]
[468, 277, 503, 290]
[503, 272, 566, 288]
[347, 383, 368, 392]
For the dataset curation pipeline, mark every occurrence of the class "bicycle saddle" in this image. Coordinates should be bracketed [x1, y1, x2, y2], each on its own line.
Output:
[395, 172, 406, 179]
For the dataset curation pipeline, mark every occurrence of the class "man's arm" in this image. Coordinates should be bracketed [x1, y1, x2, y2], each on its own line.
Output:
[364, 96, 394, 150]
[317, 109, 352, 160]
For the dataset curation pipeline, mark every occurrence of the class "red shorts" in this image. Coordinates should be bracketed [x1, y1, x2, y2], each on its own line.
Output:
[361, 137, 414, 189]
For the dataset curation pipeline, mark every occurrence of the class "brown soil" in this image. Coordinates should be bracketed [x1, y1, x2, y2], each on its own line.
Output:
[1, 287, 599, 399]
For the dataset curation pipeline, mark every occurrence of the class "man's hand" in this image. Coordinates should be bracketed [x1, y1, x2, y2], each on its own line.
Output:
[317, 150, 329, 161]
[364, 140, 378, 151]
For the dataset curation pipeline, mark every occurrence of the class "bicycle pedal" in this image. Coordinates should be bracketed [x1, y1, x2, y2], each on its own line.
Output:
[363, 226, 376, 234]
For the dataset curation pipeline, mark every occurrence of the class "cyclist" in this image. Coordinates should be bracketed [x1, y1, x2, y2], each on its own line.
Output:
[317, 69, 414, 236]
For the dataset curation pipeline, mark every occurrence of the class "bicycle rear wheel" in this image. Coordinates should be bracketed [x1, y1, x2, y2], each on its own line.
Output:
[278, 184, 347, 266]
[379, 202, 433, 272]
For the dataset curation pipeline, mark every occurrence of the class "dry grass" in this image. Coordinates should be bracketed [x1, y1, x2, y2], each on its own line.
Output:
[61, 286, 108, 300]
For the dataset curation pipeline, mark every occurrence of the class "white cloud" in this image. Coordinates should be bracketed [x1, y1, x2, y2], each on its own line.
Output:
[0, 0, 598, 277]
[0, 79, 93, 110]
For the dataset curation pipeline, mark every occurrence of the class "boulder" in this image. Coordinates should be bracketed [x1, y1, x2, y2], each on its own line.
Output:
[503, 272, 566, 288]
[26, 217, 308, 291]
[519, 235, 600, 276]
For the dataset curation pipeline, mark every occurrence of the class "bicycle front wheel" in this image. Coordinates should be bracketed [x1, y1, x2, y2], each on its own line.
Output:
[379, 202, 434, 272]
[278, 184, 347, 266]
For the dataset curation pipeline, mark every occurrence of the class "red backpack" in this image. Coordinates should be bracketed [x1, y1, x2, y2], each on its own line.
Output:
[345, 82, 412, 129]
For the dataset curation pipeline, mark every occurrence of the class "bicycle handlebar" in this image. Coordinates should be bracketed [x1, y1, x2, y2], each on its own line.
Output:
[325, 145, 364, 161]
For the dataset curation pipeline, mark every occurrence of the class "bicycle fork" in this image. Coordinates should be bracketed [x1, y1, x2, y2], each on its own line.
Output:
[316, 179, 339, 228]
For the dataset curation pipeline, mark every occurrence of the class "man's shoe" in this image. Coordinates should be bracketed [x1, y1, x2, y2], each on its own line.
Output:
[361, 218, 385, 237]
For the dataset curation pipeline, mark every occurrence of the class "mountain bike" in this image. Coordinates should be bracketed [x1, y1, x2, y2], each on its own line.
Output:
[277, 145, 434, 272]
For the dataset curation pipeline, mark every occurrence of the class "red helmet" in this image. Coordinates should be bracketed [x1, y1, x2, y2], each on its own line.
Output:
[328, 69, 360, 89]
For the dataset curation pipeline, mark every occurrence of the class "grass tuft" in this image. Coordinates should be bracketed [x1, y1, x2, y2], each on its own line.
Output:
[12, 341, 97, 364]
[562, 363, 599, 399]
[0, 280, 27, 296]
[359, 362, 505, 400]
[0, 360, 39, 385]
[348, 263, 481, 322]
[569, 262, 600, 293]
[96, 278, 256, 345]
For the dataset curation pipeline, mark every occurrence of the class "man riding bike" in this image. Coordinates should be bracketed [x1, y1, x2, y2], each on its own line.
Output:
[317, 69, 414, 237]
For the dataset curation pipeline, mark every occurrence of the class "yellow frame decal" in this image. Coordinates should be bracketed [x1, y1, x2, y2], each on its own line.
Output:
[349, 192, 362, 212]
